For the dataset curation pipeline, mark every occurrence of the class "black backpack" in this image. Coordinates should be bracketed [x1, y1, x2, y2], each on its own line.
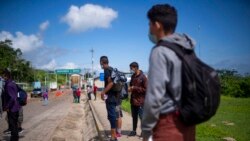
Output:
[16, 84, 28, 106]
[120, 83, 128, 100]
[110, 68, 127, 92]
[158, 41, 221, 125]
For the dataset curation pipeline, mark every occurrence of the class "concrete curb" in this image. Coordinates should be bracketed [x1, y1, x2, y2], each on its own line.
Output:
[49, 95, 99, 141]
[89, 100, 108, 141]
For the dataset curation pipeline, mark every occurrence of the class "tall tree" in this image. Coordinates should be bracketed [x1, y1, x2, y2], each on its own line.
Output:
[0, 40, 34, 82]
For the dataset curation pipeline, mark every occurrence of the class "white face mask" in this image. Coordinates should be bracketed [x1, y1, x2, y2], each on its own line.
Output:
[148, 33, 158, 44]
[130, 70, 135, 74]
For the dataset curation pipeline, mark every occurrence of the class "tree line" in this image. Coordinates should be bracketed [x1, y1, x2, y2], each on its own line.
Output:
[1, 39, 249, 97]
[0, 40, 66, 86]
[0, 40, 33, 82]
[218, 69, 250, 98]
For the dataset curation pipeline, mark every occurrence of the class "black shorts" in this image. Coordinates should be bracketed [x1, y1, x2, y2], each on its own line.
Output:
[115, 105, 123, 119]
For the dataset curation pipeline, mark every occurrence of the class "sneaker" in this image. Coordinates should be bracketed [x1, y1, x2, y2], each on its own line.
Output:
[128, 131, 136, 136]
[3, 129, 11, 134]
[139, 132, 143, 139]
[18, 128, 24, 134]
[116, 132, 122, 138]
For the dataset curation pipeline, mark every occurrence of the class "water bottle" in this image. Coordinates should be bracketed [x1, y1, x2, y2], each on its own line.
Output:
[104, 94, 108, 100]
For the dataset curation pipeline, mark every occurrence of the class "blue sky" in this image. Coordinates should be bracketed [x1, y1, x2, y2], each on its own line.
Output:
[0, 0, 250, 75]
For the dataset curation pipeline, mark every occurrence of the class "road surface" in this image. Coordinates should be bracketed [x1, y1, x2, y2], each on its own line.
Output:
[0, 89, 98, 141]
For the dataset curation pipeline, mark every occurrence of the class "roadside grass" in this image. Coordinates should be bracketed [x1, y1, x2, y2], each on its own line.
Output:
[121, 98, 131, 113]
[121, 96, 250, 141]
[197, 96, 250, 141]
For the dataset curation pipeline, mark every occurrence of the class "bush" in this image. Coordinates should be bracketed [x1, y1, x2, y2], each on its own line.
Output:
[220, 75, 250, 98]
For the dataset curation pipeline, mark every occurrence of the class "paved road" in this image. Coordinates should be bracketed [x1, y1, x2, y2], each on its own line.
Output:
[0, 90, 143, 141]
[0, 89, 76, 141]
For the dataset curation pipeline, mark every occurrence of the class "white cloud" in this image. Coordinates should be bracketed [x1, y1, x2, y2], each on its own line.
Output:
[0, 31, 13, 40]
[23, 45, 68, 70]
[39, 20, 50, 31]
[62, 4, 118, 32]
[40, 59, 57, 70]
[0, 31, 43, 52]
[0, 30, 68, 71]
[37, 60, 80, 71]
[60, 62, 80, 69]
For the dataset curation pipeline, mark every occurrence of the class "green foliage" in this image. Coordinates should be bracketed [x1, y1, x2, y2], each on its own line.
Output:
[57, 74, 67, 86]
[197, 96, 250, 141]
[219, 72, 250, 98]
[0, 40, 67, 86]
[84, 72, 93, 80]
[33, 70, 68, 87]
[0, 40, 34, 82]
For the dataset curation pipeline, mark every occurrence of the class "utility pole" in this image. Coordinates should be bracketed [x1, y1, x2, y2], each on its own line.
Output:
[90, 48, 94, 86]
[198, 25, 201, 57]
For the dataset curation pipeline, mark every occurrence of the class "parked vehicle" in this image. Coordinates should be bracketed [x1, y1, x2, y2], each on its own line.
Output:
[50, 82, 57, 91]
[31, 81, 42, 97]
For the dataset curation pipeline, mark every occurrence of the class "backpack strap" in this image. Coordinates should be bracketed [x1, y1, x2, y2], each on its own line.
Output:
[157, 40, 194, 60]
[156, 40, 194, 109]
[107, 67, 115, 81]
[108, 67, 113, 74]
[157, 40, 197, 78]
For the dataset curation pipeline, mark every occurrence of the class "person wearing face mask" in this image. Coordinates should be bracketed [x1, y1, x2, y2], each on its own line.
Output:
[128, 62, 147, 137]
[142, 4, 196, 141]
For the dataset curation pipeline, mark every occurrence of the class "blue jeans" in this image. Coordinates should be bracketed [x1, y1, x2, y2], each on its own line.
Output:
[106, 101, 117, 129]
[131, 105, 143, 131]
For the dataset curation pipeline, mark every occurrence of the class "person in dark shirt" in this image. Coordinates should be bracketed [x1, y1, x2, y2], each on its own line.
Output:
[128, 62, 147, 137]
[100, 56, 118, 141]
[2, 68, 20, 141]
